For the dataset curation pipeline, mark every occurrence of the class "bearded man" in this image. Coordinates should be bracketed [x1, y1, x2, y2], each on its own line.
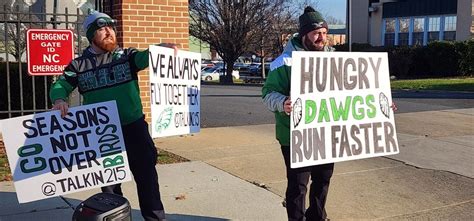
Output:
[50, 11, 176, 221]
[262, 6, 335, 221]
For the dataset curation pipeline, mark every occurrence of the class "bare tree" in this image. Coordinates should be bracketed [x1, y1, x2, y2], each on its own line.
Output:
[0, 24, 28, 62]
[0, 3, 40, 62]
[325, 15, 345, 25]
[190, 0, 326, 82]
[247, 0, 322, 77]
[247, 2, 295, 59]
[253, 0, 323, 57]
[190, 0, 288, 83]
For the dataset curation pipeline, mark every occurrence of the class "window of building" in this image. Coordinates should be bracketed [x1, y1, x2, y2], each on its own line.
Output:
[444, 16, 457, 31]
[413, 18, 425, 32]
[428, 17, 440, 42]
[398, 18, 409, 46]
[428, 17, 440, 31]
[412, 17, 425, 46]
[384, 19, 395, 46]
[444, 16, 456, 40]
[382, 15, 456, 47]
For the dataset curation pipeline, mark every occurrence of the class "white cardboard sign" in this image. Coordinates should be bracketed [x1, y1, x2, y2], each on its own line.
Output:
[2, 101, 132, 203]
[290, 52, 399, 168]
[149, 45, 201, 138]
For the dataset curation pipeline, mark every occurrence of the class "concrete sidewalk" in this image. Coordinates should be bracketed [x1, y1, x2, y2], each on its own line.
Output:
[0, 161, 286, 221]
[1, 108, 473, 220]
[156, 108, 474, 220]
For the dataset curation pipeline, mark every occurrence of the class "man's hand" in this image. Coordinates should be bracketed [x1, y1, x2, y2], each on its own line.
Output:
[159, 43, 179, 56]
[52, 99, 69, 118]
[283, 97, 292, 115]
[391, 102, 398, 112]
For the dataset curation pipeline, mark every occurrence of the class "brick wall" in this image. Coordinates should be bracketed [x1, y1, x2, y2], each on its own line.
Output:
[107, 0, 189, 123]
[0, 138, 3, 153]
[0, 133, 4, 155]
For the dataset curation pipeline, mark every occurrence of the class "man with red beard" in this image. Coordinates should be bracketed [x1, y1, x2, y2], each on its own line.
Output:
[50, 11, 175, 221]
[262, 6, 334, 221]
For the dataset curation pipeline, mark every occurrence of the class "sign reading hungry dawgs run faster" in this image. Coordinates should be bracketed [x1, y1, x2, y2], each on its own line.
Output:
[290, 52, 399, 168]
[1, 101, 132, 203]
[149, 46, 201, 138]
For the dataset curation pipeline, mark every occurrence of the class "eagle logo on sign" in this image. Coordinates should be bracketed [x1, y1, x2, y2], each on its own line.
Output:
[155, 107, 173, 133]
[293, 98, 303, 128]
[379, 92, 390, 119]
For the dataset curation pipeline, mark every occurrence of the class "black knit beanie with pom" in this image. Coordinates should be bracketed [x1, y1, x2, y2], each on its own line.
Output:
[298, 6, 328, 37]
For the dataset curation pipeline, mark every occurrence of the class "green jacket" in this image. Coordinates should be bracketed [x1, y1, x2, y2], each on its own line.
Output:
[262, 34, 335, 146]
[50, 47, 149, 125]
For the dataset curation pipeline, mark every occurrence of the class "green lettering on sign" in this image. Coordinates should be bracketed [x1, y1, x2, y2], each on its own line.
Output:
[18, 144, 46, 173]
[330, 96, 351, 121]
[305, 100, 317, 124]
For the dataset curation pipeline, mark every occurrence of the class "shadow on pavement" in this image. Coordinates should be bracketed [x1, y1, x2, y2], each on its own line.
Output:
[0, 191, 72, 220]
[0, 191, 229, 221]
[166, 214, 229, 221]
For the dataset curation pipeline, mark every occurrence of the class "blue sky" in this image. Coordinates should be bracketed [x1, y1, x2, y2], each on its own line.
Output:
[317, 0, 347, 23]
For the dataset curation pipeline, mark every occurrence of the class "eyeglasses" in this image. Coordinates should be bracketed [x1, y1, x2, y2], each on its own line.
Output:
[95, 18, 116, 28]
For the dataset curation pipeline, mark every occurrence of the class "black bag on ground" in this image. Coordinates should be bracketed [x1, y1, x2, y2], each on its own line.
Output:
[72, 192, 131, 221]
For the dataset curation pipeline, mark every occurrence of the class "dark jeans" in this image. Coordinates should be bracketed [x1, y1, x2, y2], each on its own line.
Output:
[102, 117, 165, 221]
[281, 146, 334, 221]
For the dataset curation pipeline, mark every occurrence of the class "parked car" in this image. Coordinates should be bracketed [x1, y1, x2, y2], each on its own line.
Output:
[201, 66, 213, 72]
[212, 61, 224, 68]
[201, 67, 240, 81]
[248, 63, 261, 73]
[249, 63, 270, 76]
[233, 62, 250, 71]
[241, 63, 270, 84]
[201, 59, 215, 69]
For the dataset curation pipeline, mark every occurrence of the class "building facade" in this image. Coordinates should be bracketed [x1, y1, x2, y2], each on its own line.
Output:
[1, 0, 189, 123]
[351, 0, 473, 46]
[328, 24, 347, 45]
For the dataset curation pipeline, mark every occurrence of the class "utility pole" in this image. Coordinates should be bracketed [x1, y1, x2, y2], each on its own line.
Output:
[261, 39, 265, 79]
[52, 0, 58, 29]
[260, 12, 266, 79]
[346, 0, 352, 52]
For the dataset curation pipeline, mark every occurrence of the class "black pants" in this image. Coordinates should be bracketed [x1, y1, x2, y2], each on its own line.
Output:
[102, 117, 165, 221]
[281, 146, 334, 221]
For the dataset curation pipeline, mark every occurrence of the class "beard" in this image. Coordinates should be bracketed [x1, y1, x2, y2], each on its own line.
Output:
[93, 35, 117, 52]
[303, 36, 324, 51]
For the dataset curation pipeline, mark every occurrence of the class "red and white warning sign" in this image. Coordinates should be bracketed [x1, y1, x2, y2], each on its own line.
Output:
[26, 29, 74, 76]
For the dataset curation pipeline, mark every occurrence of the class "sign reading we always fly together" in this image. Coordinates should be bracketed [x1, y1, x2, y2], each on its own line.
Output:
[290, 52, 399, 168]
[149, 46, 201, 138]
[1, 101, 132, 203]
[26, 29, 74, 76]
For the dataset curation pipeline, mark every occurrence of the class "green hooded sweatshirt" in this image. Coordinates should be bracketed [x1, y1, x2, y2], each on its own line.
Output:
[262, 34, 334, 146]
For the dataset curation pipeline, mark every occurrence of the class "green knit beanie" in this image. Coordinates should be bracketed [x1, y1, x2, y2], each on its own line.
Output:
[298, 6, 328, 37]
[83, 11, 116, 42]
